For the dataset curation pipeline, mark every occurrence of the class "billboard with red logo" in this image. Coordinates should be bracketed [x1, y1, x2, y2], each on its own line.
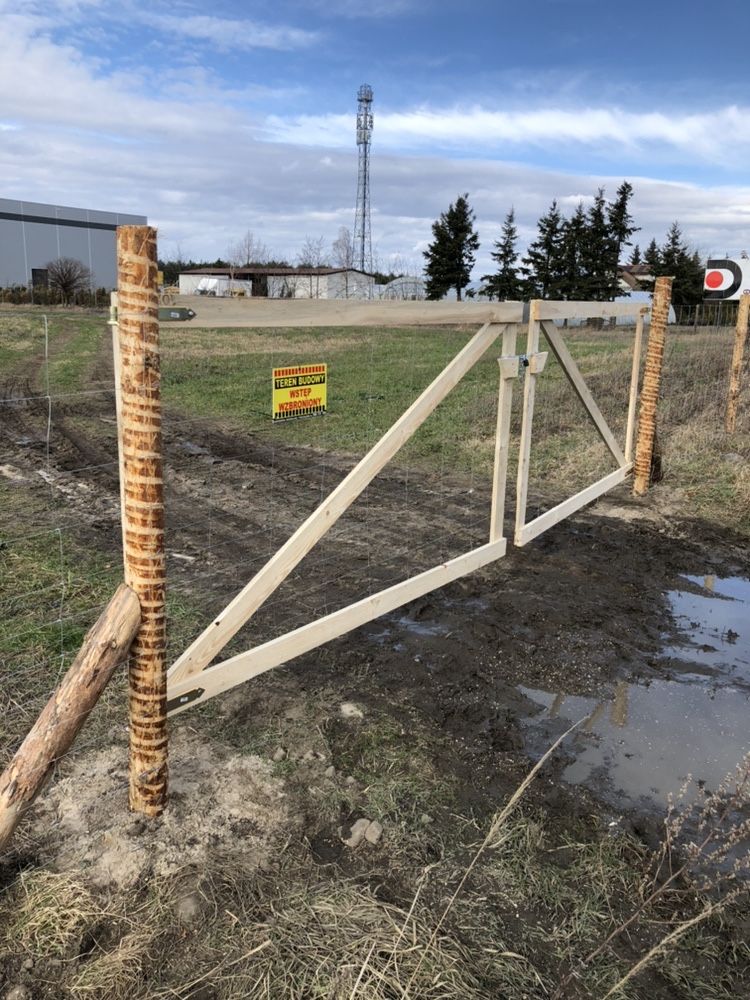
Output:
[703, 259, 750, 300]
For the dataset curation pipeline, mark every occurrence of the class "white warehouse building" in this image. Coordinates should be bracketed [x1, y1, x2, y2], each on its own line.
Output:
[179, 266, 376, 300]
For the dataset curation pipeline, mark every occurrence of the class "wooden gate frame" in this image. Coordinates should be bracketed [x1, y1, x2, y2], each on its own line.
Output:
[514, 300, 648, 547]
[166, 299, 649, 716]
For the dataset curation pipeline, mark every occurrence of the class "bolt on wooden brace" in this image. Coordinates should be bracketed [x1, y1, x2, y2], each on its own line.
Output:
[115, 225, 168, 816]
[633, 275, 673, 496]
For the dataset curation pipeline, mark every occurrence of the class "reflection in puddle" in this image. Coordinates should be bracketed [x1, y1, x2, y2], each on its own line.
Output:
[521, 575, 750, 809]
[663, 575, 750, 677]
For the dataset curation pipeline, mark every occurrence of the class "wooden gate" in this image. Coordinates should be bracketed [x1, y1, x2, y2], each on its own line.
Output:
[166, 299, 648, 716]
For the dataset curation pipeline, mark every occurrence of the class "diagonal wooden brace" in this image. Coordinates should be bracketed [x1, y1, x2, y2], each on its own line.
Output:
[169, 321, 509, 683]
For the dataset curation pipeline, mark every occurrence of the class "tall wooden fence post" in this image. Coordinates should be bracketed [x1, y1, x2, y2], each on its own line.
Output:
[725, 292, 750, 433]
[633, 276, 673, 496]
[116, 226, 168, 816]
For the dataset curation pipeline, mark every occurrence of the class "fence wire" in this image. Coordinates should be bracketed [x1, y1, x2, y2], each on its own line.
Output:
[1, 305, 745, 813]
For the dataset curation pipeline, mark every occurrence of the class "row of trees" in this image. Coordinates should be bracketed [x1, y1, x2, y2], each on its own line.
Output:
[635, 226, 706, 306]
[423, 185, 707, 306]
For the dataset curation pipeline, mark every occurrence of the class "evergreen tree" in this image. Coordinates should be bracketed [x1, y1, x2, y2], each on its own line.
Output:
[423, 193, 480, 300]
[579, 188, 618, 301]
[630, 244, 642, 265]
[643, 238, 662, 271]
[607, 181, 639, 270]
[520, 200, 564, 298]
[481, 208, 522, 300]
[559, 202, 588, 300]
[659, 223, 704, 306]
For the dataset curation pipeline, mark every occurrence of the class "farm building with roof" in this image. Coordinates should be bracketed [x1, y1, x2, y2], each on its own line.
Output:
[178, 266, 376, 300]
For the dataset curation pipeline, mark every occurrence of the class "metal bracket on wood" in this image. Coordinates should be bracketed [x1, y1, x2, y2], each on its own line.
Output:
[498, 356, 520, 379]
[499, 352, 546, 378]
[166, 687, 205, 715]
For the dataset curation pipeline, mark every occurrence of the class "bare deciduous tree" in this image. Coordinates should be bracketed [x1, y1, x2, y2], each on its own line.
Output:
[44, 257, 92, 305]
[297, 235, 329, 268]
[331, 227, 355, 270]
[225, 230, 269, 295]
[229, 230, 269, 268]
[297, 236, 329, 298]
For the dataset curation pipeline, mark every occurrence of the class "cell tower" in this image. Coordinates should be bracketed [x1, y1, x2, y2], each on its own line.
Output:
[353, 83, 373, 273]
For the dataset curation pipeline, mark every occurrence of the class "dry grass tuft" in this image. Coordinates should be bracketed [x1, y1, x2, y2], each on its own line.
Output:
[204, 864, 492, 999]
[70, 929, 155, 998]
[1, 870, 101, 959]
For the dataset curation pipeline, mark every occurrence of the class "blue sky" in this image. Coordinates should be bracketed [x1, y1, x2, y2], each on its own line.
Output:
[2, 0, 750, 273]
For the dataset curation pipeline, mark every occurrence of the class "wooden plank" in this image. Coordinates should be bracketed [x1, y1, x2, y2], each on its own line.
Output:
[540, 321, 626, 466]
[167, 537, 507, 716]
[169, 321, 508, 683]
[532, 301, 647, 322]
[516, 465, 631, 547]
[489, 325, 518, 541]
[625, 313, 644, 463]
[514, 316, 540, 544]
[164, 297, 526, 329]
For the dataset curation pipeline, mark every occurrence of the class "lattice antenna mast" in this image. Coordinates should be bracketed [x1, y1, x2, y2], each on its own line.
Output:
[353, 84, 373, 273]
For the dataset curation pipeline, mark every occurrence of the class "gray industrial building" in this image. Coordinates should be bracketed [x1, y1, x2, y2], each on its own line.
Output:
[0, 198, 147, 289]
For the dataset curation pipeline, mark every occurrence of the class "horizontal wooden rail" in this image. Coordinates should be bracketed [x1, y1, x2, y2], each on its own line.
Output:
[165, 298, 526, 329]
[167, 537, 507, 715]
[532, 301, 650, 322]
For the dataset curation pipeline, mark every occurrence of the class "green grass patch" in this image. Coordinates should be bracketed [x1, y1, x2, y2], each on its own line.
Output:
[0, 308, 107, 394]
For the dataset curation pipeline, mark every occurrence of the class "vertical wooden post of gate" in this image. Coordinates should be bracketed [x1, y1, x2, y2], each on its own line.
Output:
[633, 276, 673, 496]
[725, 292, 750, 434]
[116, 225, 168, 816]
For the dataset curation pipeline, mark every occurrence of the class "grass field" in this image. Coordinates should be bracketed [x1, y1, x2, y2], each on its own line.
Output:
[1, 308, 747, 530]
[164, 316, 748, 529]
[1, 306, 749, 999]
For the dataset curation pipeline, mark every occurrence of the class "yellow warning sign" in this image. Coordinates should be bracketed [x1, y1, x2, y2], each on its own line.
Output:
[272, 364, 327, 421]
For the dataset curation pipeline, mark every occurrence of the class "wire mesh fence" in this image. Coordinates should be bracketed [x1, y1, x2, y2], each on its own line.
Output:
[1, 304, 746, 799]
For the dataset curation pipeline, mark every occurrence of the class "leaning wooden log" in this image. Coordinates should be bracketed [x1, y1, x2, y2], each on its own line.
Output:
[0, 584, 141, 851]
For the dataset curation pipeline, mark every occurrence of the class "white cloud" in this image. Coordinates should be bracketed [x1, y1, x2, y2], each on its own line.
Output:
[305, 0, 417, 16]
[145, 13, 320, 52]
[266, 104, 750, 167]
[1, 5, 749, 271]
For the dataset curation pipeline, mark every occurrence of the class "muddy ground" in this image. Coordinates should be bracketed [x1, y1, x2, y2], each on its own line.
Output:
[1, 331, 749, 998]
[2, 363, 746, 763]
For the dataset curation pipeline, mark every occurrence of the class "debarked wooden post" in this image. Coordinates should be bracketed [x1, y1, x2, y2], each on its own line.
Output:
[116, 225, 168, 816]
[725, 292, 750, 434]
[0, 585, 141, 850]
[633, 276, 673, 497]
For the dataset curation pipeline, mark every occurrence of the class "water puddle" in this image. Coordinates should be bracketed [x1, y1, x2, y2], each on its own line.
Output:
[521, 575, 750, 810]
[662, 575, 750, 678]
